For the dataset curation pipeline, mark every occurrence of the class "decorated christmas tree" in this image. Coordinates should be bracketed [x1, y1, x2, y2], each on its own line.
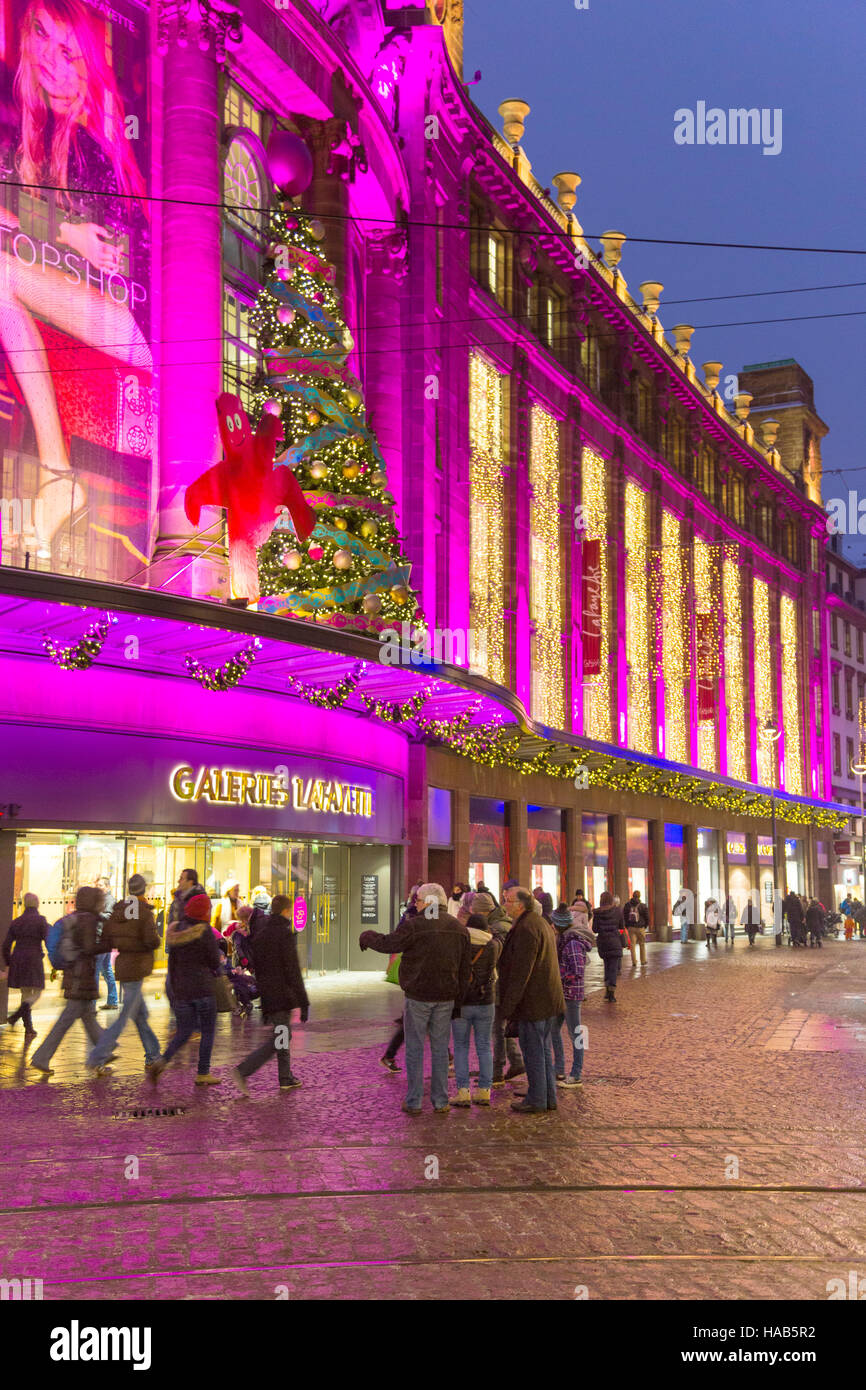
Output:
[249, 135, 421, 633]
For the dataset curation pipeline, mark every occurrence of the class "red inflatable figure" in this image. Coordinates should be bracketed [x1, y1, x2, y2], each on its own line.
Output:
[185, 393, 316, 602]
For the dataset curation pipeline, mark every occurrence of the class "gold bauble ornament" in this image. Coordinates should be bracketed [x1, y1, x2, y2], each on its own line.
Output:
[370, 470, 387, 487]
[362, 593, 382, 616]
[342, 329, 354, 351]
[360, 520, 378, 540]
[309, 219, 326, 241]
[345, 388, 363, 411]
[306, 410, 321, 426]
[309, 461, 327, 480]
[283, 549, 303, 570]
[391, 585, 409, 604]
[342, 462, 361, 479]
[333, 548, 352, 570]
[334, 518, 348, 530]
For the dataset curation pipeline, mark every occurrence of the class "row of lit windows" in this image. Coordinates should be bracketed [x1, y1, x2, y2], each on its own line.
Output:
[580, 450, 804, 792]
[468, 352, 564, 721]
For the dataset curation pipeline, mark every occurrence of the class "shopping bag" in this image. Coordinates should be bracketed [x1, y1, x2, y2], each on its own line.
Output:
[211, 972, 235, 1013]
[385, 953, 402, 985]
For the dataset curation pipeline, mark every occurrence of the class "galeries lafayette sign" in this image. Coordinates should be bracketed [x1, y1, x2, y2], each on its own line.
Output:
[170, 765, 373, 817]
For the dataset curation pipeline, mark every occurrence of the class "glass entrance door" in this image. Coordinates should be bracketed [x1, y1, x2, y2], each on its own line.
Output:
[309, 842, 348, 974]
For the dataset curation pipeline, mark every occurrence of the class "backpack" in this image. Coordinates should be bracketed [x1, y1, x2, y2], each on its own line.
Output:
[466, 941, 495, 1002]
[46, 917, 69, 970]
[60, 914, 85, 967]
[627, 904, 641, 926]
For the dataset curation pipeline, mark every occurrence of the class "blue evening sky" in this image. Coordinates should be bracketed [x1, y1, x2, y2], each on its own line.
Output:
[464, 0, 866, 559]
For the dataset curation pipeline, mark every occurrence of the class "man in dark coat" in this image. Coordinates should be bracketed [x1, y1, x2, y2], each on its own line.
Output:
[30, 887, 106, 1074]
[85, 875, 162, 1072]
[359, 882, 471, 1116]
[498, 888, 565, 1114]
[230, 896, 309, 1094]
[806, 899, 825, 948]
[474, 889, 524, 1084]
[783, 890, 805, 948]
[167, 867, 206, 925]
[592, 891, 625, 1001]
[2, 893, 48, 1036]
[742, 895, 761, 946]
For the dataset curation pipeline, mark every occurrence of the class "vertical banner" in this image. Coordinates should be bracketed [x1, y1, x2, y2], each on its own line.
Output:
[696, 612, 716, 721]
[582, 537, 602, 676]
[0, 0, 153, 580]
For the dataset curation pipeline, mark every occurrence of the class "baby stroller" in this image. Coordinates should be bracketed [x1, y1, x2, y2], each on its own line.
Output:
[226, 964, 259, 1018]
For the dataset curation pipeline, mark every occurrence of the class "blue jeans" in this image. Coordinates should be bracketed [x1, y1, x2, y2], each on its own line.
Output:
[678, 920, 689, 944]
[451, 1003, 494, 1090]
[517, 1017, 557, 1109]
[403, 998, 453, 1109]
[551, 1000, 585, 1079]
[30, 999, 102, 1069]
[95, 953, 118, 1006]
[86, 979, 160, 1068]
[161, 996, 217, 1075]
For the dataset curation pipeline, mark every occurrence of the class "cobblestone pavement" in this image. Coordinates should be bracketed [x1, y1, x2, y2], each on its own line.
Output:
[1, 936, 865, 1300]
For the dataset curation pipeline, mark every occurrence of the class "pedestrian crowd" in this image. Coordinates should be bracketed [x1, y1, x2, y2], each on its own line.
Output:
[1, 870, 858, 1112]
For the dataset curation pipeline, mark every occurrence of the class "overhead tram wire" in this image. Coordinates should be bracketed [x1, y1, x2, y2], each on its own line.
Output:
[3, 175, 866, 257]
[3, 294, 866, 381]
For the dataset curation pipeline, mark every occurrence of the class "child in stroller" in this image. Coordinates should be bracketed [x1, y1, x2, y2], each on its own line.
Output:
[227, 907, 259, 1018]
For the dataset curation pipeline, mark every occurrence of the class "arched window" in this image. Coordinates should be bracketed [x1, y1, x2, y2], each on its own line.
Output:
[223, 132, 267, 239]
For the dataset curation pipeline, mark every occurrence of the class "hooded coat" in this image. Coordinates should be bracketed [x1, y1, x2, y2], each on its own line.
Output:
[463, 922, 501, 1007]
[556, 924, 593, 1003]
[103, 897, 161, 981]
[592, 903, 625, 959]
[60, 911, 103, 1000]
[165, 918, 224, 1000]
[2, 907, 48, 991]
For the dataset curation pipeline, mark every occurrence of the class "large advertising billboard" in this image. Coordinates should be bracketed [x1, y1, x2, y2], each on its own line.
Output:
[0, 0, 153, 581]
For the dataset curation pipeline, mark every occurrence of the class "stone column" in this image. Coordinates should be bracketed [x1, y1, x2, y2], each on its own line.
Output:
[453, 789, 471, 886]
[152, 4, 238, 596]
[747, 831, 760, 916]
[294, 114, 356, 302]
[609, 812, 628, 901]
[564, 805, 583, 902]
[507, 799, 530, 887]
[0, 828, 14, 1022]
[406, 742, 428, 892]
[649, 818, 669, 940]
[684, 823, 700, 938]
[364, 228, 408, 518]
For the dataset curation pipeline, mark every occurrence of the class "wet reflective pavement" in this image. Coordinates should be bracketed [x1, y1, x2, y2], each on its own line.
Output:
[1, 937, 864, 1300]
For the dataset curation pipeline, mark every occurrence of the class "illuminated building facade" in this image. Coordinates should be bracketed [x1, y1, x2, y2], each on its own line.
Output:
[0, 0, 844, 965]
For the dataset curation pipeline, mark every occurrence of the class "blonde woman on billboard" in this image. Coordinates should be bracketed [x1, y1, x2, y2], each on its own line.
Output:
[0, 0, 151, 557]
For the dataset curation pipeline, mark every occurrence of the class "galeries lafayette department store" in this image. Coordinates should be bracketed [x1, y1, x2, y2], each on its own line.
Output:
[0, 576, 511, 976]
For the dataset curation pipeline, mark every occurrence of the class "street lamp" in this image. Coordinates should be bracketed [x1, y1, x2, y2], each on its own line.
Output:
[758, 719, 782, 914]
[851, 757, 866, 902]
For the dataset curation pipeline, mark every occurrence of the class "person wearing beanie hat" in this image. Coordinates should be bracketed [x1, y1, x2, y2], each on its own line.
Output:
[148, 893, 224, 1086]
[85, 874, 162, 1074]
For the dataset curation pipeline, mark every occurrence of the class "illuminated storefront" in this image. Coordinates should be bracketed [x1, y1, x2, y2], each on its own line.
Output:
[4, 723, 404, 975]
[726, 834, 751, 921]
